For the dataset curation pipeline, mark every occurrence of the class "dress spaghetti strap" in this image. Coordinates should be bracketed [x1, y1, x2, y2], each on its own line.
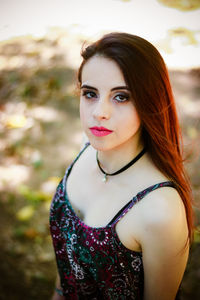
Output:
[62, 142, 90, 190]
[107, 181, 176, 227]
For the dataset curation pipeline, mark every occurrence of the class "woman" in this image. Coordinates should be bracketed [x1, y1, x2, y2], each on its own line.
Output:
[50, 32, 194, 300]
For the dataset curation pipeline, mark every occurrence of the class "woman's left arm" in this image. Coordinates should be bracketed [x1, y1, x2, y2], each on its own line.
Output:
[138, 188, 189, 300]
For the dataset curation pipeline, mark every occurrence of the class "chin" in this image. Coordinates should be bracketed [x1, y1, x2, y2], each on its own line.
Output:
[89, 138, 123, 153]
[86, 137, 109, 151]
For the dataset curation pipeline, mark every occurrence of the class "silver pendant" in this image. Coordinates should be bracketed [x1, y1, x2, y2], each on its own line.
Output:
[102, 174, 107, 182]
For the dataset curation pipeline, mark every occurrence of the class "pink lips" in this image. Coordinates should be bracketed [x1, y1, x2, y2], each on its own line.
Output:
[89, 126, 113, 137]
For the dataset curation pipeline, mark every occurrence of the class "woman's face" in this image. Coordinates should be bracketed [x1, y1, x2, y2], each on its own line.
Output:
[79, 55, 141, 151]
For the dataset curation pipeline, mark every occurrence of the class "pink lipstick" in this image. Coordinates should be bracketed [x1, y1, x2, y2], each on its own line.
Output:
[89, 126, 113, 137]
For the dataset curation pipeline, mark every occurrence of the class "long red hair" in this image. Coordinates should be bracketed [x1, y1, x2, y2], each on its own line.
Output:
[77, 32, 194, 244]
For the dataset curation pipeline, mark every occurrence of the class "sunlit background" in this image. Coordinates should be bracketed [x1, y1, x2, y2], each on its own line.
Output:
[1, 0, 200, 69]
[0, 0, 200, 299]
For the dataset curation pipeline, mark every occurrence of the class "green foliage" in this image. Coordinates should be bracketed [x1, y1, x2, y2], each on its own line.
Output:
[194, 227, 200, 243]
[22, 82, 39, 98]
[32, 158, 43, 169]
[18, 184, 51, 204]
[46, 77, 61, 90]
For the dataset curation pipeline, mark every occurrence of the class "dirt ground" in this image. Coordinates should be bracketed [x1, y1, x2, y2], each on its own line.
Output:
[0, 32, 199, 299]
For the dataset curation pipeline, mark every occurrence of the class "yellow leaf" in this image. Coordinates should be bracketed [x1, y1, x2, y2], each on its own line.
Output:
[187, 127, 198, 139]
[16, 205, 35, 221]
[157, 0, 200, 11]
[49, 176, 62, 184]
[6, 114, 27, 128]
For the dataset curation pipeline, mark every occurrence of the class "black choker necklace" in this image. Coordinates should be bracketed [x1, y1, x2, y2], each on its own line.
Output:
[96, 148, 146, 182]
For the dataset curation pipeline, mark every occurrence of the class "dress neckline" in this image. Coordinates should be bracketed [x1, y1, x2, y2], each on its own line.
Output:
[62, 143, 175, 232]
[64, 166, 112, 230]
[63, 171, 143, 255]
[63, 143, 113, 230]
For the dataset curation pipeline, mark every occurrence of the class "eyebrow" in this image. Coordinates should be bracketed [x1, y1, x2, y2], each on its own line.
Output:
[80, 84, 130, 91]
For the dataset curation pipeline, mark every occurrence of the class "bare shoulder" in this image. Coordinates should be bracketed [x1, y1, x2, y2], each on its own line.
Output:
[141, 186, 185, 222]
[134, 186, 189, 299]
[135, 185, 189, 251]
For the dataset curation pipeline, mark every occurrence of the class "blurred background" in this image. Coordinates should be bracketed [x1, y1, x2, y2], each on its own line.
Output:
[0, 0, 200, 299]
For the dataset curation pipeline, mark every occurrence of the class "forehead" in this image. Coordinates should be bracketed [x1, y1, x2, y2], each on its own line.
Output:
[81, 56, 126, 87]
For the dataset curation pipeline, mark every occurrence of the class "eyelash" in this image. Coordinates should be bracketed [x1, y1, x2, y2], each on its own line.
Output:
[114, 93, 130, 103]
[82, 90, 130, 103]
[82, 90, 97, 100]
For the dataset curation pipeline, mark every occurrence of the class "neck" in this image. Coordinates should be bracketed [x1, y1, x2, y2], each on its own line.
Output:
[97, 139, 144, 175]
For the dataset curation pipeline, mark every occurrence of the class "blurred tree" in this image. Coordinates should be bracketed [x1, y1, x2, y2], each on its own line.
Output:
[118, 0, 200, 11]
[157, 0, 200, 11]
[168, 27, 199, 45]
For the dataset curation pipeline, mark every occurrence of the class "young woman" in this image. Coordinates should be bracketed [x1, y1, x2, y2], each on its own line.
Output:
[50, 32, 194, 300]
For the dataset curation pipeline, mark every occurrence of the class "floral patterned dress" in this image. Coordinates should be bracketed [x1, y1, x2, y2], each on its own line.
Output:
[49, 143, 179, 299]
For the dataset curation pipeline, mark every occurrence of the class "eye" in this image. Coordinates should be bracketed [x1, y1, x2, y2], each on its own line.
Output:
[82, 90, 97, 100]
[114, 93, 130, 103]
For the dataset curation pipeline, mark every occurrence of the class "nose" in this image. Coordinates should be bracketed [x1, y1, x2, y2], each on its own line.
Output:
[92, 97, 111, 121]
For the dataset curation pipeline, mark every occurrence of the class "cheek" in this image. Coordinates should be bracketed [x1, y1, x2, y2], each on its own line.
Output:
[79, 100, 87, 123]
[118, 108, 141, 132]
[79, 100, 93, 129]
[132, 111, 141, 128]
